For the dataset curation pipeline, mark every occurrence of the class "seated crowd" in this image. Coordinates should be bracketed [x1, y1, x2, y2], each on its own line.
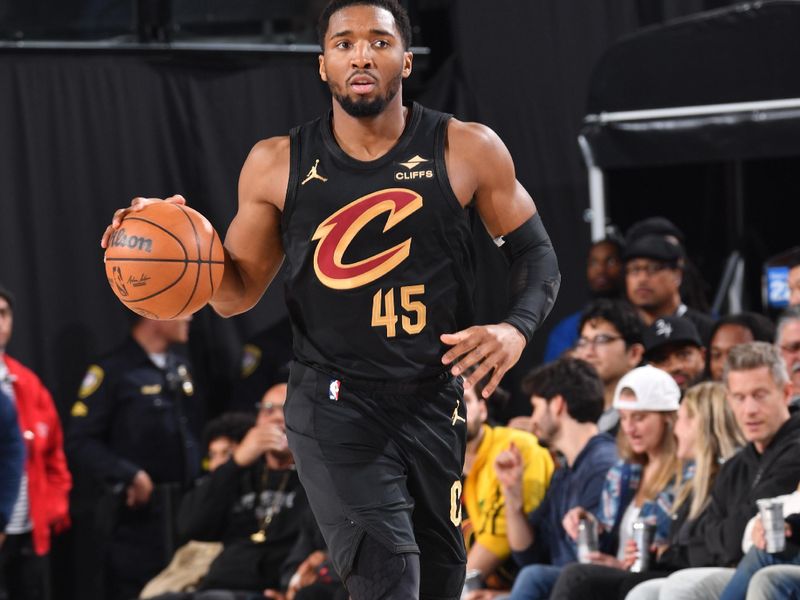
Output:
[4, 217, 800, 600]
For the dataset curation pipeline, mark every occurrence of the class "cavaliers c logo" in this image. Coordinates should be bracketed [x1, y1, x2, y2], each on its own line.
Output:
[311, 188, 423, 290]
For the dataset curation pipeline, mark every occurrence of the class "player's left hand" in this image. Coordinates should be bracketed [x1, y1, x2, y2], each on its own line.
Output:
[441, 323, 525, 398]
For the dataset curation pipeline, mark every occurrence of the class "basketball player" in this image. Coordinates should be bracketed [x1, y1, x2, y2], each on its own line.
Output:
[102, 1, 560, 597]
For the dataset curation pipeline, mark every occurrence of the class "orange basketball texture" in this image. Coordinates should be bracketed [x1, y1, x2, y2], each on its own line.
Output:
[104, 203, 224, 320]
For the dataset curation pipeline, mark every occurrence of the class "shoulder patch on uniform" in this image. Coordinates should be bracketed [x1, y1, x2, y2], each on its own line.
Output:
[71, 400, 89, 417]
[78, 365, 105, 399]
[241, 344, 262, 378]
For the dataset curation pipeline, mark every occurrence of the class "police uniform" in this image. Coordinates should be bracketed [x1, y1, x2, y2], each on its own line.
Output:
[66, 336, 200, 599]
[281, 102, 474, 599]
[231, 317, 293, 412]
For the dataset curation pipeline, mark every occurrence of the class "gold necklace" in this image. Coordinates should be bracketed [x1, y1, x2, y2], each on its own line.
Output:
[250, 465, 292, 544]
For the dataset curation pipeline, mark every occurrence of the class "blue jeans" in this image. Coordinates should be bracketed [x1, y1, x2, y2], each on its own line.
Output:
[719, 546, 800, 600]
[748, 565, 800, 600]
[508, 564, 562, 600]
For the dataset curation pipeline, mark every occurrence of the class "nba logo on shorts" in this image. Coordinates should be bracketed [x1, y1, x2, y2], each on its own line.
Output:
[329, 379, 341, 401]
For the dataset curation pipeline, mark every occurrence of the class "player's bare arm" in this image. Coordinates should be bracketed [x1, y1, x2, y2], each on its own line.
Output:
[441, 120, 560, 396]
[100, 136, 289, 318]
[210, 136, 290, 317]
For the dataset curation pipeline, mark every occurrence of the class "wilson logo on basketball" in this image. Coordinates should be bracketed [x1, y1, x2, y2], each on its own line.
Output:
[311, 188, 423, 290]
[109, 228, 153, 253]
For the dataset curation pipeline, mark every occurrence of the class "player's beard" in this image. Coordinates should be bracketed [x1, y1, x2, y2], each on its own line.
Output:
[330, 71, 403, 118]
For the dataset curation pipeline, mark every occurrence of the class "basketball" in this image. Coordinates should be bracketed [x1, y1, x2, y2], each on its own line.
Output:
[104, 202, 225, 320]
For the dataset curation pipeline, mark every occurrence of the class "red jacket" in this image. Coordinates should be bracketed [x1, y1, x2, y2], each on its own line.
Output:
[4, 354, 72, 555]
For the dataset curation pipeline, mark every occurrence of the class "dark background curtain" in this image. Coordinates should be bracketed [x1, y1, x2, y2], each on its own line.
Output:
[1, 0, 731, 422]
[0, 1, 747, 598]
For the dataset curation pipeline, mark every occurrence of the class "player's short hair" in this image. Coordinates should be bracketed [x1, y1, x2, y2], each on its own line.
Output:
[521, 358, 605, 424]
[317, 0, 412, 50]
[203, 411, 255, 449]
[579, 298, 643, 347]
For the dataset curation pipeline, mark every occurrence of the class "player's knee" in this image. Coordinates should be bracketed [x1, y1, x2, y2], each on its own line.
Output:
[345, 535, 420, 600]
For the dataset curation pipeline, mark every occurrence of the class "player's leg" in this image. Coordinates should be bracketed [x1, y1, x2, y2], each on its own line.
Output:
[284, 363, 422, 598]
[405, 377, 468, 600]
[346, 535, 420, 600]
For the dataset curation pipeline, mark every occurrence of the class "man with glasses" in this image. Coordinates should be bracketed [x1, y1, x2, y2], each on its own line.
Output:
[544, 238, 625, 362]
[572, 299, 644, 434]
[623, 231, 714, 344]
[776, 306, 800, 407]
[642, 315, 706, 393]
[157, 381, 309, 600]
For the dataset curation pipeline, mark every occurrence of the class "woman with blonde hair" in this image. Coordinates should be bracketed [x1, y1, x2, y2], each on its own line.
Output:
[547, 380, 744, 600]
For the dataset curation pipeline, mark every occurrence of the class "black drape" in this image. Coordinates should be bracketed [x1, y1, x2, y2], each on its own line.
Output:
[0, 2, 714, 422]
[0, 3, 744, 600]
[0, 49, 330, 418]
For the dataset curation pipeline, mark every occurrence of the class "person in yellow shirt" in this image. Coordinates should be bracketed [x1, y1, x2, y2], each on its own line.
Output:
[462, 379, 554, 588]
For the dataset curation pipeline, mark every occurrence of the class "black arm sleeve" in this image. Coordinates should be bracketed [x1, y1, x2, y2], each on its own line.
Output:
[498, 213, 561, 343]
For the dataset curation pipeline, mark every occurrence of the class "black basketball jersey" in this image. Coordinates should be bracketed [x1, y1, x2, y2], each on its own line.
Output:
[281, 102, 475, 380]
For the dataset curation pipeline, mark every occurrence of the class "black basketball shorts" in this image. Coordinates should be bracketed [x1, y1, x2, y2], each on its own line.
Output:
[284, 361, 468, 600]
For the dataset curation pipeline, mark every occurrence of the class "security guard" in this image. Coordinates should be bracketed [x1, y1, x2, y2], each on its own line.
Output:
[231, 317, 293, 412]
[66, 315, 201, 600]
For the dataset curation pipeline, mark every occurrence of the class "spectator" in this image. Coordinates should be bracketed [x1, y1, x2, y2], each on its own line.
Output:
[557, 366, 680, 571]
[67, 314, 201, 599]
[461, 377, 554, 589]
[716, 491, 800, 600]
[572, 299, 644, 434]
[544, 238, 625, 362]
[623, 224, 714, 344]
[642, 316, 706, 392]
[775, 306, 800, 406]
[203, 412, 256, 471]
[548, 381, 744, 600]
[626, 342, 800, 600]
[707, 313, 775, 382]
[272, 507, 346, 600]
[0, 388, 23, 539]
[789, 260, 800, 307]
[149, 381, 307, 599]
[140, 412, 254, 598]
[486, 358, 616, 600]
[505, 365, 680, 600]
[0, 284, 71, 600]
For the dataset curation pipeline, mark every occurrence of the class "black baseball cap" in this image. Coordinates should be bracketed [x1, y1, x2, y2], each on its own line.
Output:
[643, 316, 703, 360]
[626, 217, 685, 246]
[623, 234, 684, 264]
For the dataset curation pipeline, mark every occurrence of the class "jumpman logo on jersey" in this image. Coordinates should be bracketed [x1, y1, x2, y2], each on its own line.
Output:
[451, 399, 465, 426]
[301, 159, 328, 185]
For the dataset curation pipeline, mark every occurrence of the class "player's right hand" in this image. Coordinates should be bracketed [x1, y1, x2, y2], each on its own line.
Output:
[100, 194, 186, 248]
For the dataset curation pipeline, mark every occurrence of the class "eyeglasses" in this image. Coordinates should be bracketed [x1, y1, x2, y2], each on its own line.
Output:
[255, 401, 284, 414]
[625, 262, 672, 277]
[780, 341, 800, 354]
[575, 334, 623, 350]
